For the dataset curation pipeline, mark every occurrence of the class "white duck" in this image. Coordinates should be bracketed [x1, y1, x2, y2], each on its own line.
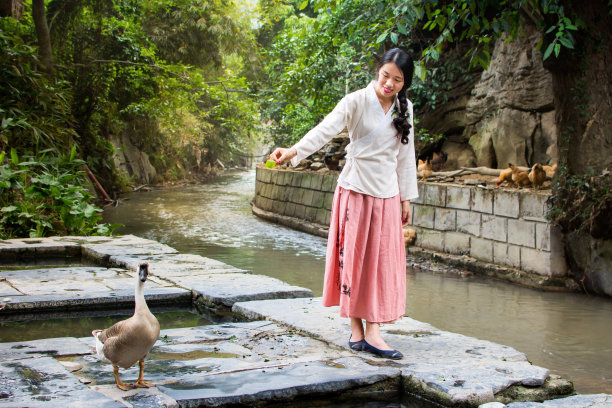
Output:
[92, 262, 160, 390]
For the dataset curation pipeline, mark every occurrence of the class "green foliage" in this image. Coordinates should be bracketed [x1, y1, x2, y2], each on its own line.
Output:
[0, 148, 116, 239]
[415, 0, 585, 74]
[260, 0, 420, 146]
[0, 16, 76, 153]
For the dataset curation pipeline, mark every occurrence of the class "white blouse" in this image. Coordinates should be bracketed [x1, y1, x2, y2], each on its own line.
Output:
[290, 82, 419, 201]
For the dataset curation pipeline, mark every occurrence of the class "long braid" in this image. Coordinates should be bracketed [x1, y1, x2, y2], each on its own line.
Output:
[392, 87, 411, 145]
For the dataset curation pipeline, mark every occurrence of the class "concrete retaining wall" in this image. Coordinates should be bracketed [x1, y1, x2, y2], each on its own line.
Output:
[410, 183, 567, 277]
[253, 165, 568, 278]
[254, 166, 336, 234]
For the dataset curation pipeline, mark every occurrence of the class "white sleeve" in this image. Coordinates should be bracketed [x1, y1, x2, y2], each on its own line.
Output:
[396, 101, 418, 201]
[290, 96, 348, 167]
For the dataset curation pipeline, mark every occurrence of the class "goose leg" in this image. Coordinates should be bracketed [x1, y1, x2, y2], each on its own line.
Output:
[133, 360, 154, 388]
[113, 365, 133, 391]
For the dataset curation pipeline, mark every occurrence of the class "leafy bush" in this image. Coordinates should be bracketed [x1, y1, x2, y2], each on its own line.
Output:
[0, 147, 116, 239]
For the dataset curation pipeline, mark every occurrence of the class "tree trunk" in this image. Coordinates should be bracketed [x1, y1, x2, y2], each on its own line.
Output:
[32, 0, 53, 73]
[0, 0, 22, 18]
[547, 0, 612, 175]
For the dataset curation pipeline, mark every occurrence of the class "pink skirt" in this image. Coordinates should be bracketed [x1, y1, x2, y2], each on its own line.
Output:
[322, 186, 406, 323]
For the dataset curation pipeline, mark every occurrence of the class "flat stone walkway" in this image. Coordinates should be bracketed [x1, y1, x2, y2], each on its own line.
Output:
[0, 235, 609, 407]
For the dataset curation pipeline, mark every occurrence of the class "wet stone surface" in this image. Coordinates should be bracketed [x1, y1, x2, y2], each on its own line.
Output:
[1, 235, 609, 407]
[0, 356, 122, 407]
[232, 297, 562, 406]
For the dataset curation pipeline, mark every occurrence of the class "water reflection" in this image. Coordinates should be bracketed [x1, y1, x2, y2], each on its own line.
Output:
[103, 170, 612, 394]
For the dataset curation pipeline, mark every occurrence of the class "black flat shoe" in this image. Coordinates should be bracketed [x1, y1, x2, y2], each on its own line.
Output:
[362, 340, 403, 360]
[348, 336, 365, 351]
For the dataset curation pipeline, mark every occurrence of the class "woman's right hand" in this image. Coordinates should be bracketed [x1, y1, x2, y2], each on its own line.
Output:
[269, 147, 297, 165]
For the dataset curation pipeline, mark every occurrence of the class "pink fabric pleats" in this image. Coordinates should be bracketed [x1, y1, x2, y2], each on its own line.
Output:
[322, 186, 406, 323]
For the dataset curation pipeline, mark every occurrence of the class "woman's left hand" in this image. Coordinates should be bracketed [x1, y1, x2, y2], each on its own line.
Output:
[401, 200, 411, 226]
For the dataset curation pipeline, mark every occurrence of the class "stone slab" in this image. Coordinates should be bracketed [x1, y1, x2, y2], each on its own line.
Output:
[0, 356, 122, 407]
[233, 297, 551, 406]
[157, 357, 400, 407]
[494, 393, 612, 407]
[90, 385, 179, 408]
[482, 215, 507, 242]
[494, 191, 520, 218]
[0, 287, 191, 313]
[0, 281, 21, 296]
[82, 243, 178, 263]
[108, 254, 248, 276]
[0, 337, 92, 361]
[0, 267, 125, 282]
[172, 273, 313, 308]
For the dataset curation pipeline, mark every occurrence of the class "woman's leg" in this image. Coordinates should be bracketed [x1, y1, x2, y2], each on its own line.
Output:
[350, 317, 364, 342]
[364, 321, 393, 350]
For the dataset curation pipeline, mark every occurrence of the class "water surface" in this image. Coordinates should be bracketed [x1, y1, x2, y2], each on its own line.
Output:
[103, 170, 612, 394]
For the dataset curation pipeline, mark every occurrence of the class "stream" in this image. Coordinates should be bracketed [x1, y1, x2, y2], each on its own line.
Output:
[102, 169, 612, 394]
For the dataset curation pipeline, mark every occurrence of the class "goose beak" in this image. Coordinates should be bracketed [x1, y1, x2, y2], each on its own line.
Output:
[139, 262, 149, 282]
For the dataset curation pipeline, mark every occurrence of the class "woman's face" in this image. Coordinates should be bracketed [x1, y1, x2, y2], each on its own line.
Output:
[375, 62, 404, 100]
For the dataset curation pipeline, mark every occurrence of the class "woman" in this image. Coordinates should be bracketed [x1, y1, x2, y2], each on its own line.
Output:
[270, 48, 418, 359]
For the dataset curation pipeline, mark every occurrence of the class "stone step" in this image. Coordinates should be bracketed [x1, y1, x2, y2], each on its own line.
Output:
[232, 297, 573, 407]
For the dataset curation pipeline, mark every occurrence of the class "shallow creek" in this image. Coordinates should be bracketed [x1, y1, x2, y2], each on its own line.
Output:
[102, 170, 612, 394]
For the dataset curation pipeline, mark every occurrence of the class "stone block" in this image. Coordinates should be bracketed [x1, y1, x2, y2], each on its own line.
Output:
[444, 232, 470, 255]
[312, 191, 326, 209]
[324, 192, 335, 211]
[325, 211, 331, 225]
[412, 205, 435, 229]
[284, 203, 296, 218]
[422, 184, 447, 207]
[493, 243, 521, 268]
[471, 237, 493, 262]
[256, 166, 263, 181]
[283, 171, 294, 186]
[412, 183, 426, 204]
[270, 198, 282, 214]
[292, 172, 303, 187]
[456, 210, 481, 236]
[269, 185, 282, 201]
[269, 169, 279, 185]
[472, 188, 494, 214]
[281, 186, 293, 202]
[494, 190, 520, 218]
[521, 247, 549, 276]
[315, 208, 328, 225]
[520, 192, 549, 222]
[414, 227, 445, 252]
[290, 188, 305, 205]
[258, 197, 270, 211]
[304, 206, 318, 222]
[302, 189, 315, 207]
[261, 168, 272, 183]
[300, 173, 312, 188]
[446, 186, 471, 209]
[481, 215, 507, 242]
[310, 174, 324, 190]
[535, 222, 550, 251]
[255, 180, 263, 196]
[293, 204, 306, 219]
[435, 208, 456, 231]
[508, 219, 535, 247]
[322, 175, 338, 192]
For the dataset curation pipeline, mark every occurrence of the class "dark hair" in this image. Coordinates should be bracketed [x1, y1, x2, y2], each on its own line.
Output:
[377, 48, 414, 144]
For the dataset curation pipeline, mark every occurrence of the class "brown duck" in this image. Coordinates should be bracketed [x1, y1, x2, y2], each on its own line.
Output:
[92, 262, 160, 390]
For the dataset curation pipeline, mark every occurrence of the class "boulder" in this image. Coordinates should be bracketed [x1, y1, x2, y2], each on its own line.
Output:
[441, 140, 476, 170]
[110, 133, 157, 184]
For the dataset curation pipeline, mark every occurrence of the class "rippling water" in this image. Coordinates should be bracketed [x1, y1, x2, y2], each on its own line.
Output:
[103, 170, 612, 394]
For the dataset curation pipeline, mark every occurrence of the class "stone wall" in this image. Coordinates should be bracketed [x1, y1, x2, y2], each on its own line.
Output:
[410, 182, 567, 277]
[253, 165, 569, 281]
[253, 166, 336, 237]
